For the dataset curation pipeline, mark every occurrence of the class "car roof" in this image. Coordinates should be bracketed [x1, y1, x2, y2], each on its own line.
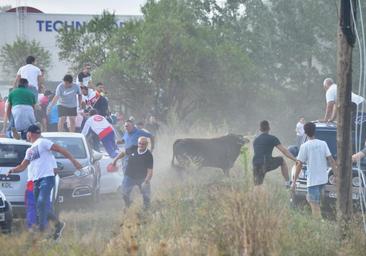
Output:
[42, 132, 85, 138]
[0, 138, 31, 146]
[313, 121, 337, 131]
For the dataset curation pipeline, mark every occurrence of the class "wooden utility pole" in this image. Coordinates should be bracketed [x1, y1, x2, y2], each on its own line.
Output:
[336, 0, 356, 236]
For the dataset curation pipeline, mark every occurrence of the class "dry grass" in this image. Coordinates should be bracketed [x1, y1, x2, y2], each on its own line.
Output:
[0, 130, 365, 255]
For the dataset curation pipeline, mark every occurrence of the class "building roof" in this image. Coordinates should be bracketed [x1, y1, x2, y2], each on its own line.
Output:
[6, 6, 43, 13]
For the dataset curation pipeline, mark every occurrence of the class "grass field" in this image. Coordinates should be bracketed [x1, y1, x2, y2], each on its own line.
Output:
[0, 132, 365, 256]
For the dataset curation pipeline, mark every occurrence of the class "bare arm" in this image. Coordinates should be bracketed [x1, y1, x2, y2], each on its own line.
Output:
[144, 168, 153, 184]
[7, 159, 30, 175]
[352, 151, 365, 162]
[276, 144, 297, 162]
[323, 101, 335, 122]
[327, 156, 337, 176]
[51, 144, 82, 170]
[13, 75, 20, 87]
[112, 151, 126, 166]
[47, 95, 59, 113]
[291, 160, 303, 191]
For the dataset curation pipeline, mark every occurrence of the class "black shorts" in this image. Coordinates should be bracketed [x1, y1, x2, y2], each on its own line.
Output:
[58, 105, 77, 117]
[253, 156, 283, 185]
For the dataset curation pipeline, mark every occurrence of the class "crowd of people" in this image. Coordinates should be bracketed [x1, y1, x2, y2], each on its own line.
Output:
[2, 56, 160, 240]
[252, 77, 366, 219]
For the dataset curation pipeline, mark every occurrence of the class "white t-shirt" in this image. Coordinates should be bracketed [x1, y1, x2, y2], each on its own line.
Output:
[296, 122, 304, 136]
[297, 139, 331, 187]
[81, 114, 113, 138]
[17, 64, 41, 90]
[326, 83, 365, 105]
[24, 138, 56, 181]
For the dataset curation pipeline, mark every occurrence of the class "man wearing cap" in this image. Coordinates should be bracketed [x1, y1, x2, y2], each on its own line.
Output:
[7, 125, 82, 238]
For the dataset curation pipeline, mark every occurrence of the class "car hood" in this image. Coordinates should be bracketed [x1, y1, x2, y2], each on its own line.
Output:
[56, 159, 90, 178]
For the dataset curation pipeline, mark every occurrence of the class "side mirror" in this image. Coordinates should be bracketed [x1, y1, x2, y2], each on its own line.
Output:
[92, 150, 103, 162]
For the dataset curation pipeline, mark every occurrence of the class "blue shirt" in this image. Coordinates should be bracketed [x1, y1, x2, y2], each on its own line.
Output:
[48, 105, 58, 124]
[123, 128, 152, 150]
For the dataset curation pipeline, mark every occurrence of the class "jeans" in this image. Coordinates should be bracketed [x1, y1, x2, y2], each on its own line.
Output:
[122, 176, 150, 208]
[34, 176, 56, 231]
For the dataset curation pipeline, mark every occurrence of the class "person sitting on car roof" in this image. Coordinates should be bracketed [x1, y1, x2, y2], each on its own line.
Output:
[322, 78, 365, 122]
[292, 122, 337, 219]
[81, 109, 119, 158]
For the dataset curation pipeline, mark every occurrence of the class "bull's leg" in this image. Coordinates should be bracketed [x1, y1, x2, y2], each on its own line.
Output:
[223, 168, 230, 176]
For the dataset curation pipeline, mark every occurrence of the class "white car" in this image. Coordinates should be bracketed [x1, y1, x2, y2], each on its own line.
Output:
[99, 148, 124, 195]
[0, 138, 59, 217]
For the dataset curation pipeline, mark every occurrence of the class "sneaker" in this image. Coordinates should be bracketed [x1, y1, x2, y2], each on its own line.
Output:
[53, 221, 65, 241]
[11, 127, 20, 140]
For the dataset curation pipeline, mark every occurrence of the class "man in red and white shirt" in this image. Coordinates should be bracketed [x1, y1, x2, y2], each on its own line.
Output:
[81, 109, 119, 157]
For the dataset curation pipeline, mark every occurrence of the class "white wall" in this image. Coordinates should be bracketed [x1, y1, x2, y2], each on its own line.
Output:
[0, 12, 138, 81]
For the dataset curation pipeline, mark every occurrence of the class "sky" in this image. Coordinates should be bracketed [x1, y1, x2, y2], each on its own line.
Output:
[0, 0, 146, 15]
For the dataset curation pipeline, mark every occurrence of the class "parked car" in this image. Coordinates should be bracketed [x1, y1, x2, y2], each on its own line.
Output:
[99, 147, 124, 195]
[289, 122, 366, 214]
[0, 138, 60, 218]
[42, 133, 103, 205]
[0, 189, 12, 233]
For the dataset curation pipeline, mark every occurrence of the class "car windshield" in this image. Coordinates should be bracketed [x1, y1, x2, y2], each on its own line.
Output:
[315, 130, 337, 158]
[0, 144, 29, 166]
[45, 137, 87, 159]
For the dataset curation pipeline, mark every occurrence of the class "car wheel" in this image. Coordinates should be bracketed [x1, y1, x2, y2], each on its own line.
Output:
[1, 202, 12, 234]
[290, 193, 306, 209]
[321, 197, 336, 220]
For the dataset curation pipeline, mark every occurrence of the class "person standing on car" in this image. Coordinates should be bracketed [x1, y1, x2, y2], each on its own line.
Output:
[47, 74, 82, 132]
[7, 124, 82, 238]
[252, 120, 296, 186]
[13, 56, 42, 100]
[77, 63, 93, 88]
[292, 122, 337, 219]
[6, 78, 36, 139]
[111, 136, 153, 209]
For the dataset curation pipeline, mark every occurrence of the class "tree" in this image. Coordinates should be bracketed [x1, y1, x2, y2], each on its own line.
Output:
[56, 11, 118, 72]
[0, 38, 51, 76]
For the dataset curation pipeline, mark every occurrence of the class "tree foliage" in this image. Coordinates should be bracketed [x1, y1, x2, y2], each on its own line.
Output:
[57, 0, 356, 135]
[0, 38, 51, 76]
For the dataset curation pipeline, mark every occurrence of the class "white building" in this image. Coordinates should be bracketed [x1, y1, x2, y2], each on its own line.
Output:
[0, 6, 139, 82]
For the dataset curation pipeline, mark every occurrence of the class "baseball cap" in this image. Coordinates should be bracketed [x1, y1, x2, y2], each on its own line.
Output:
[27, 125, 41, 134]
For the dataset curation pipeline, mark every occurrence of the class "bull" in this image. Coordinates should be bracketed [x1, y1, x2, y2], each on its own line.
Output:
[171, 134, 249, 175]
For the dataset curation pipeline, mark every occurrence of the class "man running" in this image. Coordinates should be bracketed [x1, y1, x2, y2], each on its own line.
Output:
[112, 136, 153, 209]
[82, 109, 119, 158]
[7, 124, 82, 238]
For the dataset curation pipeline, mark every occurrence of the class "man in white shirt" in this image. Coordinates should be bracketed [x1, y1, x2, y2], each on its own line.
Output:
[7, 125, 82, 236]
[292, 122, 337, 218]
[295, 117, 305, 147]
[14, 56, 42, 100]
[82, 109, 119, 158]
[322, 77, 365, 122]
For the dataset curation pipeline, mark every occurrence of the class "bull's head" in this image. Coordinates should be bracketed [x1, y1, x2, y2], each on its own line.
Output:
[228, 133, 250, 145]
